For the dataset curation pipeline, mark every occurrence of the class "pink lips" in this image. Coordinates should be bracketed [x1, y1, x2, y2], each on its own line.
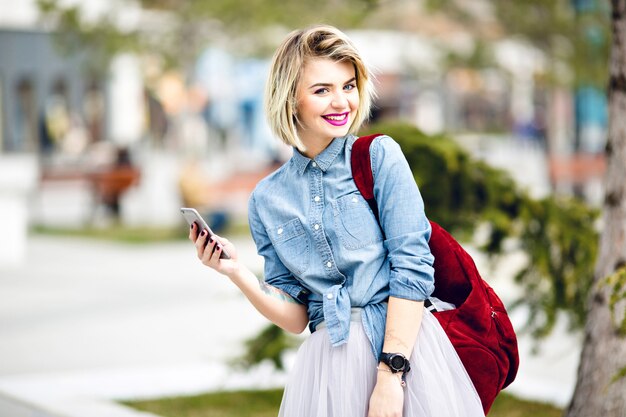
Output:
[322, 112, 350, 127]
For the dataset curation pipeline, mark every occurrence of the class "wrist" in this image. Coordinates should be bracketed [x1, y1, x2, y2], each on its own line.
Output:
[226, 264, 244, 283]
[377, 361, 391, 372]
[376, 366, 405, 386]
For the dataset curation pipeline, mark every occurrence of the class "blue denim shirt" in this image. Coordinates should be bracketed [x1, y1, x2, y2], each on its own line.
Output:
[248, 134, 435, 358]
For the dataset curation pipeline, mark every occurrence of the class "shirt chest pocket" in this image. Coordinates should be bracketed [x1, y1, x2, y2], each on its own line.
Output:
[332, 192, 383, 250]
[267, 218, 310, 275]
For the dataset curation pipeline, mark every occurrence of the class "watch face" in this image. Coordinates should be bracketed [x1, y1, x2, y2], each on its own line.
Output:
[390, 355, 405, 371]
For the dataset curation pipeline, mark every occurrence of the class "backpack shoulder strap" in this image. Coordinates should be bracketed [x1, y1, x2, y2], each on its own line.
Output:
[351, 133, 383, 222]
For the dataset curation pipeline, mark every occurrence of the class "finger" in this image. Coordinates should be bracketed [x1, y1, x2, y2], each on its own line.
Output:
[210, 238, 227, 263]
[195, 229, 209, 257]
[202, 236, 218, 263]
[213, 241, 225, 260]
[189, 223, 198, 241]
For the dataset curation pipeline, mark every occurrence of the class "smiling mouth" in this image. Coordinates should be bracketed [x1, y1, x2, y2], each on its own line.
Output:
[322, 112, 349, 126]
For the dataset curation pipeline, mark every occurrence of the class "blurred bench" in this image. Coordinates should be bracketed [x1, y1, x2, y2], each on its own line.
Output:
[89, 166, 141, 212]
[41, 165, 140, 221]
[548, 154, 606, 184]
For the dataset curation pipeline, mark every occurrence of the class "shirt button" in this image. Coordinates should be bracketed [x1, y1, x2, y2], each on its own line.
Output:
[277, 228, 283, 235]
[312, 161, 317, 168]
[326, 293, 333, 300]
[314, 196, 321, 202]
[326, 261, 332, 268]
[314, 224, 320, 230]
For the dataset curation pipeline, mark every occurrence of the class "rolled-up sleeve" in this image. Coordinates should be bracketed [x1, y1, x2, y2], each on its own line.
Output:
[248, 193, 309, 304]
[370, 136, 435, 301]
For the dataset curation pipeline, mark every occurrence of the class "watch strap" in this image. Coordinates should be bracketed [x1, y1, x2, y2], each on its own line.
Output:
[379, 352, 411, 374]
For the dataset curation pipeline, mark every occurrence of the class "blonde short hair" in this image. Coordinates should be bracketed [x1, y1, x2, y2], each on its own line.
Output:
[264, 25, 375, 151]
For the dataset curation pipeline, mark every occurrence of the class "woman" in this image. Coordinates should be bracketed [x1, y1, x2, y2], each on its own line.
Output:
[190, 25, 484, 417]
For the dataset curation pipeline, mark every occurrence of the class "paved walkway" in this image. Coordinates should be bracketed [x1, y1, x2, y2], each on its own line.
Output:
[0, 235, 292, 416]
[0, 234, 580, 416]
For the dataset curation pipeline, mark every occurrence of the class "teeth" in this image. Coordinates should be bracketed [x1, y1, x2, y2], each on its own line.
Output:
[325, 114, 347, 121]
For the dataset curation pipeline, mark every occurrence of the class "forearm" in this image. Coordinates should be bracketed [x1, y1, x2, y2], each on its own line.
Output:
[228, 265, 309, 334]
[381, 296, 424, 359]
[370, 296, 423, 416]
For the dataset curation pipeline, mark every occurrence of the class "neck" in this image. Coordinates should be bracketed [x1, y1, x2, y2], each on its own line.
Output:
[299, 135, 334, 159]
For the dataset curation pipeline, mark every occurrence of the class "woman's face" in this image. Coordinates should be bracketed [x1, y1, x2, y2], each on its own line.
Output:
[295, 57, 359, 154]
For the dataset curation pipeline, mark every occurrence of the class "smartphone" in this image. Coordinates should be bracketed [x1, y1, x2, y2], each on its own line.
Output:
[180, 207, 231, 259]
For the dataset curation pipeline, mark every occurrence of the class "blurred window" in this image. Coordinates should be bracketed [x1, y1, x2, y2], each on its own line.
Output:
[0, 73, 4, 151]
[13, 78, 38, 152]
[41, 78, 71, 154]
[52, 78, 68, 98]
[83, 80, 105, 143]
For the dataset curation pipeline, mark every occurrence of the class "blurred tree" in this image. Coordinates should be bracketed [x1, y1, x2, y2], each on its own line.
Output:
[37, 0, 610, 88]
[424, 0, 610, 88]
[564, 0, 626, 415]
[494, 0, 609, 88]
[36, 0, 143, 78]
[425, 1, 611, 159]
[36, 0, 381, 80]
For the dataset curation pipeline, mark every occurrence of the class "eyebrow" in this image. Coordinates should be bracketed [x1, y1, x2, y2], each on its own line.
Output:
[308, 77, 357, 89]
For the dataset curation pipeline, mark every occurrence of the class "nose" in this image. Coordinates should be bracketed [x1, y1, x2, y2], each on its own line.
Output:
[331, 91, 348, 109]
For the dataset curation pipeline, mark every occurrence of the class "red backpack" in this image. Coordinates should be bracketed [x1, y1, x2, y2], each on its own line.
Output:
[351, 134, 519, 414]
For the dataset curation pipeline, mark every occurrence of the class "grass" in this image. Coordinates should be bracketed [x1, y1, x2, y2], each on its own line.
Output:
[32, 221, 252, 244]
[123, 389, 285, 417]
[32, 224, 189, 244]
[124, 389, 563, 417]
[489, 392, 563, 417]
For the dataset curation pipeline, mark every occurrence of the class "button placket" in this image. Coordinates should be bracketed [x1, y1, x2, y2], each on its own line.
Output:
[308, 156, 344, 283]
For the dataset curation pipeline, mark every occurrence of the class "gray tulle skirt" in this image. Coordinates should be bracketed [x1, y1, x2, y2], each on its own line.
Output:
[278, 309, 485, 417]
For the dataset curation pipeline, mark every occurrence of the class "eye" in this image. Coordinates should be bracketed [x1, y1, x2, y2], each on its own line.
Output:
[314, 87, 329, 95]
[344, 83, 356, 91]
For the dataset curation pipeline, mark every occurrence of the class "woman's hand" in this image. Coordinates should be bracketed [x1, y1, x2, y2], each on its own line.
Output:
[368, 369, 404, 417]
[189, 224, 308, 334]
[189, 223, 240, 277]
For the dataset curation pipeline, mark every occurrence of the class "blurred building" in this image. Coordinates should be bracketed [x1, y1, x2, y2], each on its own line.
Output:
[0, 29, 108, 154]
[348, 26, 539, 140]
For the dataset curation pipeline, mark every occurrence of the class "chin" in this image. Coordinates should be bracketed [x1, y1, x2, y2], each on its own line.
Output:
[329, 127, 351, 138]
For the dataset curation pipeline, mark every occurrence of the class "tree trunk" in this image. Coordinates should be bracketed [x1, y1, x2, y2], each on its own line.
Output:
[565, 1, 626, 416]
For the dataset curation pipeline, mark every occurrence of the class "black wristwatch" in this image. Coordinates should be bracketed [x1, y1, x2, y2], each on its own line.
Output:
[379, 352, 411, 374]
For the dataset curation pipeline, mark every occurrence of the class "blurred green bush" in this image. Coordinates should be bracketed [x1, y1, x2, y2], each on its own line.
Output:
[364, 122, 598, 337]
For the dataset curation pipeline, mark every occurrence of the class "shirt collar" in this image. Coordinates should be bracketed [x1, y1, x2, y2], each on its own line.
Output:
[291, 136, 349, 175]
